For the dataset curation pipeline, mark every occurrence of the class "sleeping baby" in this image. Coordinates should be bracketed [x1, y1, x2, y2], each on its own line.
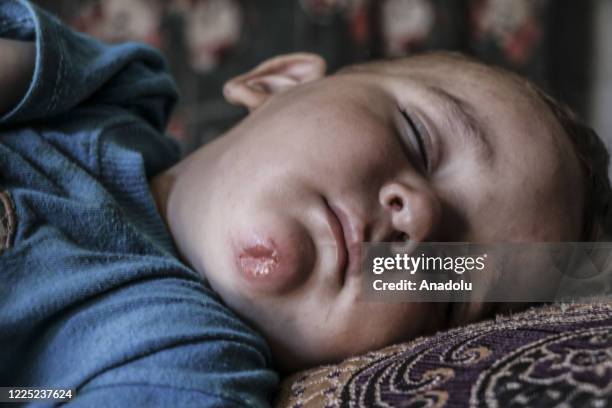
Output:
[0, 0, 609, 406]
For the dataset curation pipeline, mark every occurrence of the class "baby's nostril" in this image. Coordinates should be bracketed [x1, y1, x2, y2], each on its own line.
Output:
[388, 196, 403, 211]
[392, 231, 409, 242]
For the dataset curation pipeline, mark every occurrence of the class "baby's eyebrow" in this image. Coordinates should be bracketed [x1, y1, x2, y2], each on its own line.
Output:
[428, 86, 494, 165]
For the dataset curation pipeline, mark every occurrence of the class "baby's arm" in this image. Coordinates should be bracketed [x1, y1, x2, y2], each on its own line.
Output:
[0, 0, 177, 131]
[0, 38, 34, 116]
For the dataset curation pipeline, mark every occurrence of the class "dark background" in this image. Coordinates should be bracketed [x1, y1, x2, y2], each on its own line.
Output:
[34, 0, 607, 157]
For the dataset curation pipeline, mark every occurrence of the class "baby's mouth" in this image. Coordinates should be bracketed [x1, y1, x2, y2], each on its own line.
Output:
[326, 200, 364, 285]
[323, 199, 349, 285]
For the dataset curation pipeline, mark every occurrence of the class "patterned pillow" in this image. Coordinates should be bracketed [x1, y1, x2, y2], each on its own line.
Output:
[275, 301, 612, 407]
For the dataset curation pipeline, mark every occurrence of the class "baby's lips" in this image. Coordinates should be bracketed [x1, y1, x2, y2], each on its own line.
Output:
[232, 229, 314, 293]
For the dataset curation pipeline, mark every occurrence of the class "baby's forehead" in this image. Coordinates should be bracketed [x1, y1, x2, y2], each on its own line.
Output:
[340, 54, 574, 176]
[337, 53, 476, 78]
[347, 55, 559, 130]
[340, 54, 537, 101]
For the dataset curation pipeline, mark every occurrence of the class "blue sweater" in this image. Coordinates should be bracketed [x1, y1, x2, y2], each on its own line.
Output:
[0, 1, 277, 407]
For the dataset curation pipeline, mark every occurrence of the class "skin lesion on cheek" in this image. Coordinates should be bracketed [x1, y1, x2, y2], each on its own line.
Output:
[238, 244, 280, 278]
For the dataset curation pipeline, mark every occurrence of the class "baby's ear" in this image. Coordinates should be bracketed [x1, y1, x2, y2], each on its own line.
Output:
[223, 53, 326, 111]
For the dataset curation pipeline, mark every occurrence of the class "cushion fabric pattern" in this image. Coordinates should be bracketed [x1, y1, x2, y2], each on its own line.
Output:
[276, 301, 612, 407]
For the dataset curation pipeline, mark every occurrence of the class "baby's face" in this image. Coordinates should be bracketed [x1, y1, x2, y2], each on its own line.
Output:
[160, 54, 584, 371]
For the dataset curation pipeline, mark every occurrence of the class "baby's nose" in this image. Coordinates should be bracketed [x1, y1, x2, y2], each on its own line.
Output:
[378, 181, 441, 242]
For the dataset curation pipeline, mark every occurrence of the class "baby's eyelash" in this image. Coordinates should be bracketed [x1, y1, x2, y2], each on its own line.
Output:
[399, 108, 429, 171]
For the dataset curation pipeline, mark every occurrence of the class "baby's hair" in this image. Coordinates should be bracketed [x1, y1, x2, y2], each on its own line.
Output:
[444, 53, 612, 241]
[451, 53, 612, 241]
[484, 60, 612, 242]
[533, 89, 612, 241]
[338, 51, 612, 242]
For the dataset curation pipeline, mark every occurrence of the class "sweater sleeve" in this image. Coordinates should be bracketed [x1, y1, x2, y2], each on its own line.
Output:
[0, 0, 178, 132]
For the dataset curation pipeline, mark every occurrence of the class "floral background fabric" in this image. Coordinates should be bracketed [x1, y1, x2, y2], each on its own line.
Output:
[34, 0, 594, 153]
